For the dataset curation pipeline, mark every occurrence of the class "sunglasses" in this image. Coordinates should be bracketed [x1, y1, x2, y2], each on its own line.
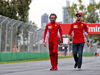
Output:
[50, 17, 56, 19]
[76, 15, 81, 17]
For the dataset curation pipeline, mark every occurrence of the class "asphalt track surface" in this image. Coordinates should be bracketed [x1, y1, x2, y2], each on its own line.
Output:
[0, 56, 100, 75]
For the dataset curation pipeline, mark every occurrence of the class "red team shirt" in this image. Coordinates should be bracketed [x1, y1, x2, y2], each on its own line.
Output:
[44, 22, 63, 43]
[68, 20, 88, 43]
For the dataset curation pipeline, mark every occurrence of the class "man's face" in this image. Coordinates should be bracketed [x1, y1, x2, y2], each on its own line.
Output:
[76, 15, 81, 22]
[50, 15, 56, 23]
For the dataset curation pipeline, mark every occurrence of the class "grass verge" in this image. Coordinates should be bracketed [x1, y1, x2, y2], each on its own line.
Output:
[0, 55, 96, 64]
[0, 56, 72, 64]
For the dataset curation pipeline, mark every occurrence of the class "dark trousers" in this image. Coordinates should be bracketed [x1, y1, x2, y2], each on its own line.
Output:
[72, 43, 84, 67]
[64, 50, 67, 56]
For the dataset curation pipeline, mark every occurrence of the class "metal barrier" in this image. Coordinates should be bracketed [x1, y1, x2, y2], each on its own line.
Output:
[0, 52, 49, 62]
[0, 15, 96, 62]
[0, 15, 49, 53]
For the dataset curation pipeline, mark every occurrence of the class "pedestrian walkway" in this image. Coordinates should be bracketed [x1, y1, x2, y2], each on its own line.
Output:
[0, 56, 100, 75]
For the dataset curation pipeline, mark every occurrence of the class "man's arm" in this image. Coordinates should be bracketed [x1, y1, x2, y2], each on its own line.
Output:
[84, 24, 89, 47]
[43, 25, 48, 47]
[58, 25, 63, 45]
[86, 35, 90, 47]
[86, 35, 89, 41]
[68, 35, 71, 45]
[68, 24, 73, 45]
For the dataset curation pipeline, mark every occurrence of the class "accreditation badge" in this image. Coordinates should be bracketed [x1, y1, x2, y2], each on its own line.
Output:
[48, 26, 52, 29]
[74, 25, 78, 28]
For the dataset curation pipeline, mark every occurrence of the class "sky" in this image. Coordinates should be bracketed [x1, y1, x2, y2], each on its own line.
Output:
[29, 0, 100, 28]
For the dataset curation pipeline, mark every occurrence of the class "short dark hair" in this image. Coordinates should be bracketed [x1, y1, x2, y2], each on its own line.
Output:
[49, 13, 57, 19]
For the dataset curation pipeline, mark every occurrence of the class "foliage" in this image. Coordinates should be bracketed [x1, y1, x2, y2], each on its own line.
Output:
[66, 0, 100, 23]
[66, 0, 100, 44]
[0, 0, 31, 22]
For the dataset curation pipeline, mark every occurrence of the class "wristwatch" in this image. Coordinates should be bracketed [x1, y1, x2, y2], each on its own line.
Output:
[87, 40, 89, 42]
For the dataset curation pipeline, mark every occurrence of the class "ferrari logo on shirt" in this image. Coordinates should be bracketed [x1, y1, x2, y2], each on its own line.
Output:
[74, 25, 78, 28]
[55, 25, 57, 26]
[48, 26, 52, 29]
[81, 24, 83, 26]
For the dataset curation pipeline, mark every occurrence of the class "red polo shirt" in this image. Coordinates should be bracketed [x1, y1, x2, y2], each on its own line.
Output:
[43, 22, 63, 43]
[68, 20, 88, 43]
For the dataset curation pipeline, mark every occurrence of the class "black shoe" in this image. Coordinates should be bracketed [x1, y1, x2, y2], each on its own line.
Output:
[74, 63, 77, 68]
[50, 69, 53, 71]
[54, 69, 58, 71]
[78, 66, 81, 68]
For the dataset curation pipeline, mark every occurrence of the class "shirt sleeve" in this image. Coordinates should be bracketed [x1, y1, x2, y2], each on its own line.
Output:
[84, 24, 88, 35]
[58, 24, 63, 42]
[43, 24, 48, 43]
[68, 24, 73, 35]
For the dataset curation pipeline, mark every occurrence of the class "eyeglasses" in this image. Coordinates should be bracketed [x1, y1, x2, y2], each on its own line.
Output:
[76, 15, 81, 17]
[50, 17, 56, 19]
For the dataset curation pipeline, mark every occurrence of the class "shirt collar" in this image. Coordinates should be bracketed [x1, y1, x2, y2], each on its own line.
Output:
[50, 21, 56, 24]
[75, 20, 82, 24]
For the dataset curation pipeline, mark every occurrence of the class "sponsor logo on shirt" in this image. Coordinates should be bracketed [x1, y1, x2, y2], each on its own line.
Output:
[81, 24, 83, 26]
[74, 25, 78, 28]
[48, 26, 52, 29]
[55, 25, 57, 26]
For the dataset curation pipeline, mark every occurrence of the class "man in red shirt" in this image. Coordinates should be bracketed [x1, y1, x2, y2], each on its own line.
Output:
[68, 12, 90, 70]
[43, 13, 63, 70]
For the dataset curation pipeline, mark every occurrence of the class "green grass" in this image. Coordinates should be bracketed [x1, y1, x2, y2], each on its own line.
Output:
[0, 58, 50, 64]
[58, 56, 72, 59]
[0, 55, 96, 64]
[0, 56, 72, 64]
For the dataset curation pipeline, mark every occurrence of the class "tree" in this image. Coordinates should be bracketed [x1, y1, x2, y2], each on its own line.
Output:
[66, 0, 100, 44]
[66, 0, 100, 23]
[66, 3, 77, 22]
[0, 0, 33, 51]
[0, 0, 31, 22]
[87, 2, 99, 23]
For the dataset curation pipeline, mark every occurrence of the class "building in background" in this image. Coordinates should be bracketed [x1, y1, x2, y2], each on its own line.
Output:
[90, 0, 95, 4]
[41, 13, 48, 28]
[62, 0, 73, 23]
[57, 22, 62, 24]
[95, 12, 99, 23]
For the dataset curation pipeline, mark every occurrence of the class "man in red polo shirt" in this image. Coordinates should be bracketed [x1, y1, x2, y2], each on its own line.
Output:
[68, 12, 90, 70]
[43, 13, 63, 70]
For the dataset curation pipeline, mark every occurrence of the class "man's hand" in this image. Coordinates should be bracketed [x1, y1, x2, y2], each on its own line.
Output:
[87, 42, 90, 47]
[86, 35, 89, 47]
[59, 43, 63, 46]
[68, 40, 70, 45]
[43, 42, 46, 47]
[68, 35, 71, 45]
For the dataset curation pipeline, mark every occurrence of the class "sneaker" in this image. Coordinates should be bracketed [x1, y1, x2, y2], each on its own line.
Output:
[74, 63, 77, 68]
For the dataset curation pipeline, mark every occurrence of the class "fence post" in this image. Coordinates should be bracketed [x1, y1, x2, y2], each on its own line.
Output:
[5, 19, 14, 52]
[15, 22, 23, 52]
[0, 17, 8, 51]
[10, 21, 17, 52]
